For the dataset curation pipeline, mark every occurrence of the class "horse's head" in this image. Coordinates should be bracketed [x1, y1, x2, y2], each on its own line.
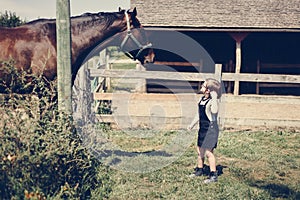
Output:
[118, 8, 155, 64]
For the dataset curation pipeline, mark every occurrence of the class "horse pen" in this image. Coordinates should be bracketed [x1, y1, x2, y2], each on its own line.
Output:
[70, 48, 300, 198]
[74, 50, 300, 131]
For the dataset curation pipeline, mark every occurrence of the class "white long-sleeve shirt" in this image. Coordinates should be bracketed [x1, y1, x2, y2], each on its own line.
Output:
[188, 96, 219, 129]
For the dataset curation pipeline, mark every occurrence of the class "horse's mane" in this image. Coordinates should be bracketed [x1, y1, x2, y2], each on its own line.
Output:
[26, 18, 56, 25]
[72, 11, 124, 29]
[23, 11, 125, 31]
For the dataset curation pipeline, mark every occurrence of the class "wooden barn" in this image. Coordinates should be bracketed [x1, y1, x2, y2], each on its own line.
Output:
[129, 0, 300, 128]
[77, 0, 300, 130]
[131, 0, 300, 95]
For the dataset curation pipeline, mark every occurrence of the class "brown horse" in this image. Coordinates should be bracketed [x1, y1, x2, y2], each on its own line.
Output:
[0, 8, 154, 90]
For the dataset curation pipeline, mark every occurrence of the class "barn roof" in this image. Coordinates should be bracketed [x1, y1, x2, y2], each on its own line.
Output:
[131, 0, 300, 31]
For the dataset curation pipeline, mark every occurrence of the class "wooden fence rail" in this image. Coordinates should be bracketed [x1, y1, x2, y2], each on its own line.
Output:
[222, 73, 300, 83]
[90, 68, 300, 84]
[74, 57, 300, 130]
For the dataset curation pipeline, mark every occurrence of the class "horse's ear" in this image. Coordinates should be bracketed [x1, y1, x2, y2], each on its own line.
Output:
[132, 7, 137, 16]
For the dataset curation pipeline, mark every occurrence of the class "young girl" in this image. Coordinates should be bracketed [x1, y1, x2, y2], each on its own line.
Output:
[187, 78, 222, 183]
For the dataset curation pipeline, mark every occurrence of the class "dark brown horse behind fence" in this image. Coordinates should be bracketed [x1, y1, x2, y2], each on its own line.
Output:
[0, 8, 154, 92]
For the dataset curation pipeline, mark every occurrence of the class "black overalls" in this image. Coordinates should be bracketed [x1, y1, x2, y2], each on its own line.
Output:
[197, 96, 219, 149]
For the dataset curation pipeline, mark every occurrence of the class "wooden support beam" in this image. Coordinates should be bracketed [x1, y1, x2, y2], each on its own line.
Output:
[56, 0, 72, 114]
[229, 32, 249, 96]
[234, 41, 241, 95]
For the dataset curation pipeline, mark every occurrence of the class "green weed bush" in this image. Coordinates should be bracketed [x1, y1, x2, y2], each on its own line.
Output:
[0, 61, 112, 199]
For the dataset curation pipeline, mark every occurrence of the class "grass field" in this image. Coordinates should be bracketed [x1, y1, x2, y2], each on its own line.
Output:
[100, 129, 299, 200]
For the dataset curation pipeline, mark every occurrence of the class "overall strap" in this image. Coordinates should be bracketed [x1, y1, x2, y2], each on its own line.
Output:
[200, 96, 211, 106]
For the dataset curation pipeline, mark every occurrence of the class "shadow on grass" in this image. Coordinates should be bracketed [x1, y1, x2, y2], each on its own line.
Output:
[249, 180, 300, 199]
[93, 149, 173, 165]
[201, 164, 227, 176]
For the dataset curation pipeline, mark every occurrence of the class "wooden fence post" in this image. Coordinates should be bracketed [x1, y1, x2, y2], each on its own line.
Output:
[215, 64, 222, 82]
[256, 60, 260, 94]
[136, 63, 146, 93]
[56, 0, 72, 114]
[214, 64, 224, 130]
[197, 59, 203, 92]
[105, 54, 111, 91]
[79, 63, 92, 122]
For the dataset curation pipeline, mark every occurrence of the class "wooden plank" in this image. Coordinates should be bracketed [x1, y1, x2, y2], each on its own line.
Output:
[147, 88, 195, 93]
[261, 63, 300, 68]
[97, 115, 300, 129]
[93, 93, 201, 101]
[94, 93, 300, 105]
[222, 73, 300, 83]
[224, 94, 300, 104]
[89, 69, 216, 81]
[96, 114, 114, 123]
[224, 118, 300, 128]
[147, 80, 198, 87]
[95, 114, 195, 129]
[153, 61, 201, 67]
[112, 78, 142, 84]
[258, 83, 300, 87]
[109, 59, 139, 64]
[90, 69, 300, 84]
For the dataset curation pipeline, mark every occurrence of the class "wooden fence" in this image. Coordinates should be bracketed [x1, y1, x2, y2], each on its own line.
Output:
[256, 61, 300, 94]
[73, 54, 300, 130]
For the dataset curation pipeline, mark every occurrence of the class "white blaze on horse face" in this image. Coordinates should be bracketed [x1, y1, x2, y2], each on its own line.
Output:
[144, 48, 155, 63]
[120, 11, 154, 63]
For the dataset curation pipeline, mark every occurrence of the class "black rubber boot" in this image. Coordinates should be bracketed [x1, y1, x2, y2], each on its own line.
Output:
[203, 171, 218, 183]
[189, 167, 204, 177]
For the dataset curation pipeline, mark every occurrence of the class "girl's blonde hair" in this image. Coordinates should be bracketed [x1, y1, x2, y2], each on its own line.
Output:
[205, 78, 222, 98]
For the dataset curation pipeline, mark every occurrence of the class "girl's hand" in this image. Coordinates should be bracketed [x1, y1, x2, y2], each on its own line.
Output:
[210, 91, 219, 113]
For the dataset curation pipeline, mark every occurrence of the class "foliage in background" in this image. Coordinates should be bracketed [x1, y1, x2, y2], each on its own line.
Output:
[0, 10, 25, 27]
[0, 61, 113, 199]
[106, 46, 126, 60]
